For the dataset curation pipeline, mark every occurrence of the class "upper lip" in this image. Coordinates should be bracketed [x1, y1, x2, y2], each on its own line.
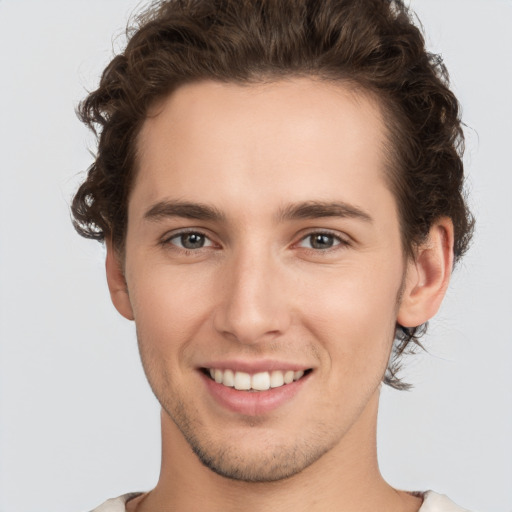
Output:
[198, 359, 313, 374]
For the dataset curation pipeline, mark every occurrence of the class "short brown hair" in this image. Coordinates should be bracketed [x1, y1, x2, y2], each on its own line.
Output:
[72, 0, 474, 389]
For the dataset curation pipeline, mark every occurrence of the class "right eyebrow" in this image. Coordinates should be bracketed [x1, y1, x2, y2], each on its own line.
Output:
[143, 200, 226, 222]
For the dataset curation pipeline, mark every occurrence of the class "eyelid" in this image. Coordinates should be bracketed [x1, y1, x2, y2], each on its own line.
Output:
[158, 227, 351, 252]
[295, 229, 351, 250]
[160, 228, 217, 249]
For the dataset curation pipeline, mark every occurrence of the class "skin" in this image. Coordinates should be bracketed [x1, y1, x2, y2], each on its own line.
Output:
[106, 78, 454, 512]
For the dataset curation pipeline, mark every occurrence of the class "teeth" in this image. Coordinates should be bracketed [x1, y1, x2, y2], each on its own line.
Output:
[251, 372, 270, 391]
[207, 368, 308, 391]
[234, 371, 251, 390]
[223, 369, 235, 387]
[269, 370, 284, 388]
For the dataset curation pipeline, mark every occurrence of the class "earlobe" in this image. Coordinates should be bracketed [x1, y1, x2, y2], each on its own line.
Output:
[397, 218, 454, 328]
[105, 239, 135, 321]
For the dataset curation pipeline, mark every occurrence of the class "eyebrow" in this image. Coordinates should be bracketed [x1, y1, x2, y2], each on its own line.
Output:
[276, 201, 373, 223]
[144, 200, 226, 222]
[143, 199, 372, 224]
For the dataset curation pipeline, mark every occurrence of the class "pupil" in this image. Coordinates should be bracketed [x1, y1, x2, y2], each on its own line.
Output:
[182, 233, 204, 249]
[311, 234, 333, 249]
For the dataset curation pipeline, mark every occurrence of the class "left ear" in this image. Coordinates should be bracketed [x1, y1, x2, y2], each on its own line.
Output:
[397, 217, 454, 328]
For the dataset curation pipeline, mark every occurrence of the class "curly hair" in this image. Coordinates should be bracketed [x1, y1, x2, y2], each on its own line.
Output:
[72, 0, 474, 389]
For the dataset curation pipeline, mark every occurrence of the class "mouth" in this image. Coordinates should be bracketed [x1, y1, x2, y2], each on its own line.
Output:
[201, 367, 313, 392]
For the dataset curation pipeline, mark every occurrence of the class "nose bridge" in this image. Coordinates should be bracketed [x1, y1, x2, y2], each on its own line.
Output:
[213, 241, 290, 344]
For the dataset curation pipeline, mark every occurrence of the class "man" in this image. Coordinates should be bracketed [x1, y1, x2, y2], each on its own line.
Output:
[72, 0, 474, 510]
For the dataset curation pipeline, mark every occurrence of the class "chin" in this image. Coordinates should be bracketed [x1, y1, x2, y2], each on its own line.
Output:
[166, 400, 339, 483]
[190, 437, 327, 482]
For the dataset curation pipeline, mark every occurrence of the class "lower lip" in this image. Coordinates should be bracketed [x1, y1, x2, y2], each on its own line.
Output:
[200, 371, 310, 416]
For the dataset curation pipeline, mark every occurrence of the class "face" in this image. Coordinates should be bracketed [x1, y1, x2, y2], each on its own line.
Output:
[116, 78, 412, 482]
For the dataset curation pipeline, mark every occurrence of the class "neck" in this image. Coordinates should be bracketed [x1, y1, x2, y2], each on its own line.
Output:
[131, 390, 421, 512]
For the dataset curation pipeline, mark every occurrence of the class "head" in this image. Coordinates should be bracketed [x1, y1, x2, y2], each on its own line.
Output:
[72, 0, 473, 482]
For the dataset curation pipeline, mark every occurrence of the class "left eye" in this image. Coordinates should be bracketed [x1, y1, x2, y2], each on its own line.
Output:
[167, 232, 213, 250]
[298, 233, 344, 250]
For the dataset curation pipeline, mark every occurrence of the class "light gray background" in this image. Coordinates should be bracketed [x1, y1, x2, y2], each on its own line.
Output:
[0, 1, 511, 511]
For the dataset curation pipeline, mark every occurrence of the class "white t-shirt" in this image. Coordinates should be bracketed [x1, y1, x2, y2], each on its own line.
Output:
[89, 491, 472, 511]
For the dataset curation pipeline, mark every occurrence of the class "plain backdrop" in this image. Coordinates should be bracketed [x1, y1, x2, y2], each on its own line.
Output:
[0, 1, 511, 511]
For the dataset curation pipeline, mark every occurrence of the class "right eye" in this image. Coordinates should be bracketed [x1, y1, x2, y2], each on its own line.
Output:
[165, 231, 214, 250]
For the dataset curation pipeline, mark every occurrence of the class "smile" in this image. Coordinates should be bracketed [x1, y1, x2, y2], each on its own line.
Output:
[206, 368, 310, 391]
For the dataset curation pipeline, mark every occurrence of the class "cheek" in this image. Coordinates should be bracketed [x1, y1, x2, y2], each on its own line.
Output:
[126, 261, 217, 355]
[299, 261, 402, 374]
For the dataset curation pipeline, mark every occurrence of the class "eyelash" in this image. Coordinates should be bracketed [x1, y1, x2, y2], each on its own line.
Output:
[161, 230, 216, 254]
[160, 229, 350, 254]
[297, 231, 350, 252]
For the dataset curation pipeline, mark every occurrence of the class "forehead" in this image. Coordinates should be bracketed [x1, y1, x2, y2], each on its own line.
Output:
[133, 78, 396, 226]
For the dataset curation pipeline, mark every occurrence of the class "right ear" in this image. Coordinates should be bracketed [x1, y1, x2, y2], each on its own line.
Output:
[105, 239, 134, 321]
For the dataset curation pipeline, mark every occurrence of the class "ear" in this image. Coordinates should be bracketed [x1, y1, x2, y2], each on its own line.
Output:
[397, 218, 454, 328]
[105, 239, 135, 321]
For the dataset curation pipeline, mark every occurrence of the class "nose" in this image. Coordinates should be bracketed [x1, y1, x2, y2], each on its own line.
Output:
[213, 247, 292, 345]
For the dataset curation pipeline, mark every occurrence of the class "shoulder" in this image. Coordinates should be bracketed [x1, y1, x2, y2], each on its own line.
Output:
[88, 493, 143, 512]
[419, 491, 474, 512]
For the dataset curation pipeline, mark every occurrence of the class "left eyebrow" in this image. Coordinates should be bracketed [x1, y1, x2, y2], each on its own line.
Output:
[276, 201, 373, 223]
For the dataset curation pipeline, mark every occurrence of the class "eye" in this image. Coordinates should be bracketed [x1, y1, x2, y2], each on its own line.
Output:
[166, 231, 214, 250]
[298, 232, 346, 250]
